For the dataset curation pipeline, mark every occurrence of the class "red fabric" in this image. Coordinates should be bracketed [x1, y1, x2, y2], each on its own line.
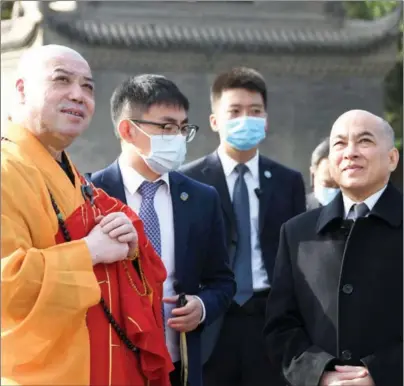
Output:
[54, 177, 173, 386]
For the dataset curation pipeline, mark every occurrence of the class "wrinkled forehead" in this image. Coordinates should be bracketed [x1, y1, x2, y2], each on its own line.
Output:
[47, 54, 91, 77]
[28, 52, 92, 79]
[330, 113, 383, 141]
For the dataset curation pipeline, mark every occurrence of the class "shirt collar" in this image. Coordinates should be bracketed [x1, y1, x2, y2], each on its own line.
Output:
[217, 146, 259, 180]
[342, 184, 387, 218]
[118, 155, 170, 196]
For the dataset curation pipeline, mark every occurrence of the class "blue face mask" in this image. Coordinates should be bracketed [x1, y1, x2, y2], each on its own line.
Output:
[314, 186, 340, 206]
[224, 116, 266, 151]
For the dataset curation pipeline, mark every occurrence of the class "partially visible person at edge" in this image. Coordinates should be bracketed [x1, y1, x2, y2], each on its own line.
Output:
[1, 45, 173, 386]
[87, 74, 236, 386]
[181, 67, 306, 386]
[264, 109, 403, 386]
[307, 137, 339, 210]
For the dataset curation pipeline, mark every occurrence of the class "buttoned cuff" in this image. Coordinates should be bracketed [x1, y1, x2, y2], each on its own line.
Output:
[194, 296, 206, 324]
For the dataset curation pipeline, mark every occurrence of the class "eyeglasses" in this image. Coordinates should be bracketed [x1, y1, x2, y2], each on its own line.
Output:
[129, 119, 199, 143]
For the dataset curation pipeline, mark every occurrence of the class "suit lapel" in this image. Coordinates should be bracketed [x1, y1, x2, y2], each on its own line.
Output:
[169, 172, 190, 281]
[100, 160, 127, 204]
[258, 156, 274, 234]
[202, 152, 235, 226]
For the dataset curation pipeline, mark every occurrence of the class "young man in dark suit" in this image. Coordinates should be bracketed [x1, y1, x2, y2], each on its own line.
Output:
[264, 109, 402, 386]
[87, 74, 236, 386]
[180, 67, 306, 386]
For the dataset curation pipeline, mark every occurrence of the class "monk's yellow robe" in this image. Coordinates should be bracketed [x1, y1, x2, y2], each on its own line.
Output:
[1, 123, 172, 385]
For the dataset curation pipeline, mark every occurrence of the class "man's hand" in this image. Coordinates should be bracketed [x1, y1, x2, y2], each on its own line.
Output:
[163, 295, 203, 333]
[84, 224, 129, 265]
[320, 366, 368, 386]
[96, 213, 138, 257]
[327, 366, 375, 386]
[328, 376, 375, 386]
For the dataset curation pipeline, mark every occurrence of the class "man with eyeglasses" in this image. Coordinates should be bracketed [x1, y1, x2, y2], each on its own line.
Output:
[87, 74, 236, 386]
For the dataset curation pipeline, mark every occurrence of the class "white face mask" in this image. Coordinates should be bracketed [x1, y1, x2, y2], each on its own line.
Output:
[134, 124, 187, 175]
[314, 185, 340, 206]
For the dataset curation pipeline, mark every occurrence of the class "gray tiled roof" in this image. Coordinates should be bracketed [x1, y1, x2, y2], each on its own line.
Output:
[44, 6, 402, 54]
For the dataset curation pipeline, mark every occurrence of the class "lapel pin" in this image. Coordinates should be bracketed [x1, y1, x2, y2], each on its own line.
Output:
[264, 170, 272, 179]
[180, 192, 189, 201]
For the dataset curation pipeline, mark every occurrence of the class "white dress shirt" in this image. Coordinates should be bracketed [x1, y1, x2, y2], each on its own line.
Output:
[118, 156, 205, 362]
[343, 185, 387, 220]
[217, 147, 270, 291]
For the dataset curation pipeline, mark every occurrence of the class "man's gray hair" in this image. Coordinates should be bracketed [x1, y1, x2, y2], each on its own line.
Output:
[311, 137, 330, 168]
[381, 119, 395, 149]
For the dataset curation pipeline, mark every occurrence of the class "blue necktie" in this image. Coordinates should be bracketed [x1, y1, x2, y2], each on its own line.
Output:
[138, 180, 166, 329]
[233, 164, 253, 305]
[138, 180, 164, 257]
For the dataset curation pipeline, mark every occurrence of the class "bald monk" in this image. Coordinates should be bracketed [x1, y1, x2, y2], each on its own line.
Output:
[264, 110, 402, 386]
[1, 45, 173, 386]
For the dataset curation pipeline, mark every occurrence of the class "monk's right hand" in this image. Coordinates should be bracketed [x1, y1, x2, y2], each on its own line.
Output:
[84, 224, 129, 265]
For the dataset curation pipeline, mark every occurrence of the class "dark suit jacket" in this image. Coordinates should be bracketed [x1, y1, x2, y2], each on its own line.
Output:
[306, 192, 322, 211]
[180, 151, 306, 361]
[264, 183, 403, 386]
[87, 161, 236, 386]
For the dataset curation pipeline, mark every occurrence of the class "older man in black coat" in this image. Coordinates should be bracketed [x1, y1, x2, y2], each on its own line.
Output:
[264, 109, 402, 386]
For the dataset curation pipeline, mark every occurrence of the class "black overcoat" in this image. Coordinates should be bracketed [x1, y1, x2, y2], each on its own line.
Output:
[264, 183, 403, 386]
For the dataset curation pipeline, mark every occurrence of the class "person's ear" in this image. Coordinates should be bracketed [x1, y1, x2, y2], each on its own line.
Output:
[117, 119, 135, 143]
[309, 166, 315, 188]
[388, 147, 400, 172]
[210, 113, 219, 133]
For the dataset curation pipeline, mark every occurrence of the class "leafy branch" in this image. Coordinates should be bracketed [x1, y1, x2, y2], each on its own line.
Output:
[344, 1, 403, 149]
